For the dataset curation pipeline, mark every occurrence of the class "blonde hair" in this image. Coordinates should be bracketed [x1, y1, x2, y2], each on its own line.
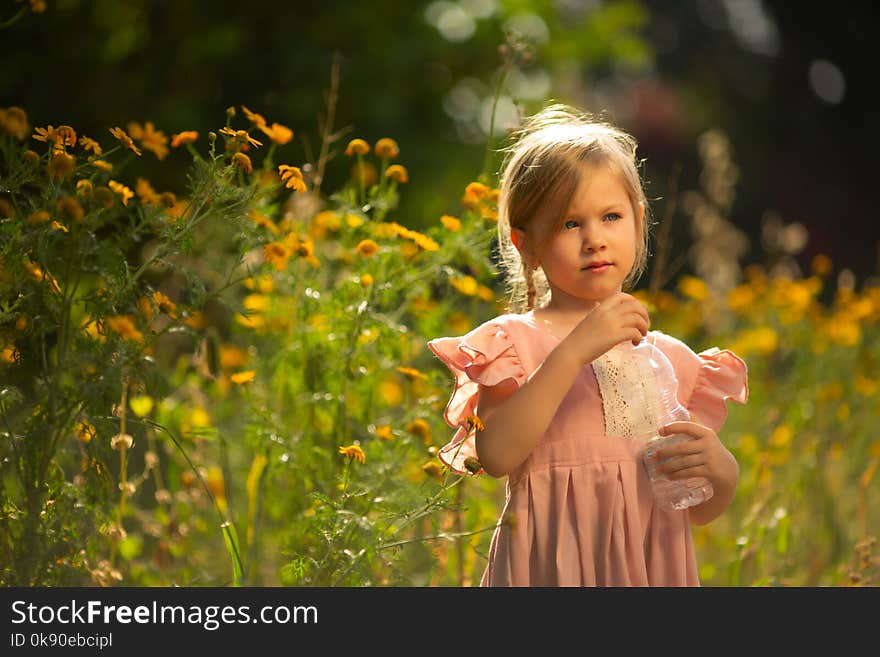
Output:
[496, 103, 650, 313]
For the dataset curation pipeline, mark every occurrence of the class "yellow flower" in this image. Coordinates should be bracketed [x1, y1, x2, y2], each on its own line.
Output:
[24, 260, 61, 293]
[152, 290, 177, 317]
[356, 239, 380, 257]
[345, 138, 370, 156]
[243, 294, 270, 313]
[0, 106, 29, 139]
[461, 181, 490, 209]
[76, 420, 96, 444]
[230, 370, 256, 384]
[128, 121, 169, 160]
[219, 127, 262, 149]
[248, 209, 279, 234]
[378, 378, 403, 405]
[422, 460, 443, 480]
[135, 178, 161, 206]
[105, 315, 144, 342]
[440, 214, 461, 231]
[263, 242, 289, 270]
[240, 106, 267, 130]
[477, 285, 495, 301]
[467, 415, 486, 431]
[384, 164, 409, 183]
[278, 164, 306, 192]
[129, 395, 154, 417]
[75, 179, 94, 198]
[406, 418, 432, 444]
[360, 273, 374, 287]
[109, 126, 142, 155]
[27, 210, 50, 224]
[79, 135, 102, 155]
[338, 444, 366, 464]
[374, 138, 399, 159]
[375, 425, 394, 440]
[57, 196, 84, 221]
[854, 375, 877, 397]
[345, 213, 364, 228]
[678, 275, 710, 302]
[108, 180, 134, 206]
[171, 131, 199, 148]
[231, 152, 253, 174]
[91, 159, 113, 172]
[450, 275, 479, 296]
[260, 122, 293, 145]
[769, 424, 793, 447]
[396, 366, 427, 381]
[47, 152, 75, 180]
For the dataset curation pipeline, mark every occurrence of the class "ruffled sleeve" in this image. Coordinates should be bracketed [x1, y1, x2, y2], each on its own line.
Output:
[687, 347, 749, 432]
[651, 332, 749, 433]
[427, 320, 528, 474]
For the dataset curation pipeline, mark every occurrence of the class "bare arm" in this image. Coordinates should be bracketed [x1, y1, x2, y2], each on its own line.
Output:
[475, 293, 650, 478]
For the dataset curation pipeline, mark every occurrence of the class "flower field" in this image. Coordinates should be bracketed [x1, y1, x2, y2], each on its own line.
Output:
[1, 94, 878, 587]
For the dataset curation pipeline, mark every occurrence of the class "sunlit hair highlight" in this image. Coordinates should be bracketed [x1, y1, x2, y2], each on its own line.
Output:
[496, 103, 651, 313]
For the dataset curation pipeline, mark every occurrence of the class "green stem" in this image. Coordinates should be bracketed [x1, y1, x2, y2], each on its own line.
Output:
[0, 7, 27, 31]
[481, 59, 512, 180]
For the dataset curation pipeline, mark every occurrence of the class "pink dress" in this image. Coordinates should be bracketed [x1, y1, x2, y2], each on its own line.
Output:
[427, 312, 749, 586]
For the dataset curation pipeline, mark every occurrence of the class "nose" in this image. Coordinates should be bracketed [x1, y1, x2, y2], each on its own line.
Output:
[580, 223, 607, 252]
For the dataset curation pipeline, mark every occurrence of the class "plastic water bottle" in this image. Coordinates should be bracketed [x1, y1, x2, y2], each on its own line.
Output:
[627, 339, 714, 511]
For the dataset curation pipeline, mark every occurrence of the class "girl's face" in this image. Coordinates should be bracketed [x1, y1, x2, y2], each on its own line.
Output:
[525, 164, 642, 309]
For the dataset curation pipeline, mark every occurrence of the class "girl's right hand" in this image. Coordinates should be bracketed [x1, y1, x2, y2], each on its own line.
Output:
[562, 292, 650, 367]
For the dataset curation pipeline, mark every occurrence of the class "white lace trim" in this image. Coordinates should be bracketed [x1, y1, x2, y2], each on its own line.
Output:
[592, 346, 665, 440]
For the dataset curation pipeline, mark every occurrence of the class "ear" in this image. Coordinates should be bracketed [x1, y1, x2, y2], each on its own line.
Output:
[510, 227, 525, 252]
[510, 228, 536, 268]
[637, 201, 645, 223]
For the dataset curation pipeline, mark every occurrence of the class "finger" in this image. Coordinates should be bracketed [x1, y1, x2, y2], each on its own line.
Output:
[657, 453, 703, 475]
[660, 421, 708, 439]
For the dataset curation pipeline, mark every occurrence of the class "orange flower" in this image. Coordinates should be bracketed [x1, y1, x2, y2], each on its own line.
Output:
[230, 370, 256, 384]
[109, 126, 142, 155]
[219, 127, 262, 149]
[108, 180, 134, 206]
[440, 214, 461, 231]
[47, 152, 75, 180]
[79, 135, 102, 155]
[263, 241, 289, 270]
[278, 164, 306, 192]
[231, 152, 253, 174]
[171, 131, 199, 148]
[374, 138, 399, 159]
[56, 196, 84, 221]
[240, 106, 267, 130]
[261, 122, 293, 145]
[0, 106, 29, 139]
[128, 121, 169, 160]
[355, 239, 380, 257]
[338, 444, 366, 464]
[384, 164, 409, 183]
[345, 138, 370, 156]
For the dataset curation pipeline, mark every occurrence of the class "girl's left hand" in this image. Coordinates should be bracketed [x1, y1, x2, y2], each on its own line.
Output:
[650, 420, 737, 488]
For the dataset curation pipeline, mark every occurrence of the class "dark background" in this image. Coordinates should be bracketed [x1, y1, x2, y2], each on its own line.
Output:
[2, 0, 876, 285]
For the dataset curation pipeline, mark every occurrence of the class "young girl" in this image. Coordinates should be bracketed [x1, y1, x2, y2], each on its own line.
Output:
[428, 104, 748, 586]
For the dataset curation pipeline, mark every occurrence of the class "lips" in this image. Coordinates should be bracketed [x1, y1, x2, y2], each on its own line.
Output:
[583, 261, 612, 270]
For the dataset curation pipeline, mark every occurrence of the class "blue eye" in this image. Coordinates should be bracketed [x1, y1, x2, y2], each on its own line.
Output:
[604, 213, 622, 222]
[563, 219, 579, 230]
